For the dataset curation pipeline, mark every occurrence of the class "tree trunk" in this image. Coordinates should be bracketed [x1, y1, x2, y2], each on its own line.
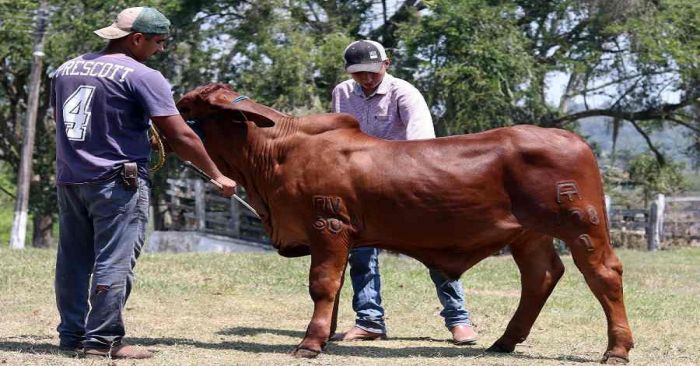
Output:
[31, 213, 53, 248]
[558, 72, 579, 114]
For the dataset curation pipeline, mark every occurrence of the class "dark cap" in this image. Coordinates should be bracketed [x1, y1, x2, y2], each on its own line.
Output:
[343, 40, 388, 73]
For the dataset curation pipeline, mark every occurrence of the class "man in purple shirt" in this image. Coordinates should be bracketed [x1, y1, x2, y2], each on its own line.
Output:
[51, 7, 236, 359]
[330, 40, 478, 345]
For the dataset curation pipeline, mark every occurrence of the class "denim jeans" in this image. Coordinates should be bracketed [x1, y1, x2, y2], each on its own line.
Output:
[349, 247, 471, 334]
[55, 175, 149, 349]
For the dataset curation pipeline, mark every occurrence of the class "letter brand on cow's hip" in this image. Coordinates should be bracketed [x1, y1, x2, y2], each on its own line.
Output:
[586, 206, 600, 225]
[312, 218, 343, 235]
[577, 234, 595, 252]
[556, 181, 582, 203]
[568, 208, 584, 224]
[313, 195, 342, 215]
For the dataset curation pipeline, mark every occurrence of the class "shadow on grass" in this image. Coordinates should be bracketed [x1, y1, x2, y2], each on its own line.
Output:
[0, 332, 595, 364]
[217, 326, 451, 343]
[130, 337, 594, 363]
[0, 337, 61, 356]
[127, 328, 595, 363]
[216, 326, 305, 338]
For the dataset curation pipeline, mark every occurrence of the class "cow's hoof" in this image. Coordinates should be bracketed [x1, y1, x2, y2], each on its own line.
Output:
[601, 351, 628, 365]
[486, 342, 515, 353]
[292, 346, 321, 358]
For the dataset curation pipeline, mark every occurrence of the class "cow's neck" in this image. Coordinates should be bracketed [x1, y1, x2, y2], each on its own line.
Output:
[216, 115, 302, 222]
[243, 115, 302, 180]
[246, 102, 288, 127]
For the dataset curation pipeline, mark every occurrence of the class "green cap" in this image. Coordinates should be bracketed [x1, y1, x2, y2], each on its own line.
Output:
[94, 7, 170, 39]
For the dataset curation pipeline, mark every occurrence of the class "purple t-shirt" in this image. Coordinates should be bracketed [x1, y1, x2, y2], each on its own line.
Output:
[51, 53, 180, 184]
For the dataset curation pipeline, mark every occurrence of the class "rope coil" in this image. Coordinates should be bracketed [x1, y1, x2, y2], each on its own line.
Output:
[149, 124, 166, 173]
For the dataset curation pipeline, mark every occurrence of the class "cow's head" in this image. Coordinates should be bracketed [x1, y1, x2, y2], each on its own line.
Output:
[177, 83, 275, 127]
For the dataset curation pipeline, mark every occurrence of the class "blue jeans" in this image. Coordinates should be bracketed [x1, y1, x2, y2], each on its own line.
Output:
[349, 247, 471, 334]
[55, 175, 149, 349]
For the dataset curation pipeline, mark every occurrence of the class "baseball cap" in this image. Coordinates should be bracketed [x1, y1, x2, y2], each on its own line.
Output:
[343, 40, 388, 73]
[94, 7, 171, 39]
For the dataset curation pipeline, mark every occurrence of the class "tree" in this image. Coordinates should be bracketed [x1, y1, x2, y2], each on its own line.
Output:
[177, 0, 359, 113]
[2, 0, 696, 245]
[628, 153, 687, 206]
[0, 0, 58, 247]
[398, 0, 535, 135]
[396, 0, 699, 159]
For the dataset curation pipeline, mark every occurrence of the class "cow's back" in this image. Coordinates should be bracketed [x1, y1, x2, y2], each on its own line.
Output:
[340, 125, 599, 254]
[261, 120, 600, 267]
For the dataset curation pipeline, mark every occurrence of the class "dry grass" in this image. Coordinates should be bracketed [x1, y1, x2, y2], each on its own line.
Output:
[1, 246, 698, 365]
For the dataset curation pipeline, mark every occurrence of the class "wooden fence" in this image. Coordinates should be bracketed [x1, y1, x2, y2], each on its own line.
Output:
[163, 178, 269, 244]
[608, 194, 700, 250]
[649, 194, 700, 249]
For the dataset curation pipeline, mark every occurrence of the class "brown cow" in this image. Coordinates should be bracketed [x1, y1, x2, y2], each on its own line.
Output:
[176, 83, 633, 364]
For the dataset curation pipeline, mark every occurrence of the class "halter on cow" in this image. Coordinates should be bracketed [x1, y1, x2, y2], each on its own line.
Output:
[176, 83, 634, 364]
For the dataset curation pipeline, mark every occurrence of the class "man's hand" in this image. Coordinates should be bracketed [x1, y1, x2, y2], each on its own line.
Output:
[153, 114, 237, 197]
[213, 175, 237, 197]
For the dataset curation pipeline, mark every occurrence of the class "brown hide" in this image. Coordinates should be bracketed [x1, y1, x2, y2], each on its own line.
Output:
[177, 83, 633, 364]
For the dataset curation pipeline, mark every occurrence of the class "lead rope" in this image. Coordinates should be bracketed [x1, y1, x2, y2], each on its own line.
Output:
[182, 160, 260, 219]
[150, 125, 260, 218]
[149, 125, 166, 173]
[149, 124, 260, 218]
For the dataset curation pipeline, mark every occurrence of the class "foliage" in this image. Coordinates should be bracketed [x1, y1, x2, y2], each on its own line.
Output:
[0, 0, 698, 246]
[399, 0, 699, 152]
[191, 0, 357, 114]
[628, 153, 688, 205]
[602, 164, 644, 207]
[0, 0, 213, 246]
[399, 0, 535, 135]
[0, 164, 16, 245]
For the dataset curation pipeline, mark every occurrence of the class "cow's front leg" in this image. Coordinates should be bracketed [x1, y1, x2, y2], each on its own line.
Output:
[330, 262, 347, 337]
[293, 221, 350, 358]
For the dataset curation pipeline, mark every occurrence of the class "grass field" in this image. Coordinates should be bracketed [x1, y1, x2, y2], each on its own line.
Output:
[0, 246, 698, 366]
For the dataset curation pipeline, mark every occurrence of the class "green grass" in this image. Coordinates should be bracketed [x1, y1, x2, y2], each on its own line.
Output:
[0, 195, 15, 246]
[1, 247, 699, 365]
[0, 195, 38, 248]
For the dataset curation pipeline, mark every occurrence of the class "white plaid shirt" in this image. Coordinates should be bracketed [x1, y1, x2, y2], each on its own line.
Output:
[331, 73, 435, 141]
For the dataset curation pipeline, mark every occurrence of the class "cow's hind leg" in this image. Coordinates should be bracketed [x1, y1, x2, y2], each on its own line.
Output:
[565, 230, 633, 364]
[488, 231, 565, 353]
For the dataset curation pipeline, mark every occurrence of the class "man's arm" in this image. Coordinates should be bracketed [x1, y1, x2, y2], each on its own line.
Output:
[152, 114, 236, 197]
[331, 85, 341, 113]
[397, 86, 436, 140]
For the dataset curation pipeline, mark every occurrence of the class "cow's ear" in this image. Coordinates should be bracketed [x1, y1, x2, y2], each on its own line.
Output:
[209, 95, 275, 128]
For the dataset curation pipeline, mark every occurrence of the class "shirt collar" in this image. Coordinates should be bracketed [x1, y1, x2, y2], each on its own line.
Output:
[352, 73, 393, 99]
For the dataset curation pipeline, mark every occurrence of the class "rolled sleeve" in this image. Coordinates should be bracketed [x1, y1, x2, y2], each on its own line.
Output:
[331, 86, 340, 113]
[398, 87, 435, 140]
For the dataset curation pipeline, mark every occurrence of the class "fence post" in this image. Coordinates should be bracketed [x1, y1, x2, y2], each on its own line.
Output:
[647, 193, 665, 251]
[194, 179, 206, 231]
[229, 195, 241, 238]
[657, 193, 665, 246]
[604, 195, 611, 230]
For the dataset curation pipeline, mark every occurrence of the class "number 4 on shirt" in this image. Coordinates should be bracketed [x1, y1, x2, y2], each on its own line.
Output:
[63, 85, 95, 141]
